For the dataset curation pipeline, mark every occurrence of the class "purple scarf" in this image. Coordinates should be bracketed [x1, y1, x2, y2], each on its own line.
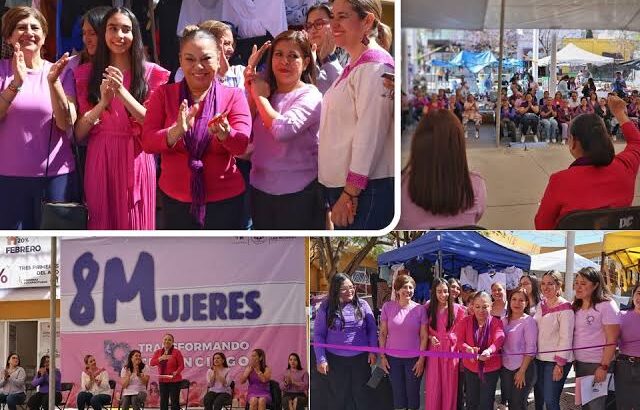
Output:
[179, 80, 217, 226]
[472, 315, 492, 381]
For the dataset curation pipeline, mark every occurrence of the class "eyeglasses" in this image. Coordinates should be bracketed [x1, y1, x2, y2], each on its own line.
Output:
[304, 19, 330, 31]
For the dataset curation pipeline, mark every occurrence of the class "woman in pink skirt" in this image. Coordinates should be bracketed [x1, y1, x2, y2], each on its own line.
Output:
[74, 7, 169, 229]
[425, 277, 466, 410]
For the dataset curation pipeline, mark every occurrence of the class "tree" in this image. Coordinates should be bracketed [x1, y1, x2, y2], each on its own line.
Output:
[310, 232, 426, 284]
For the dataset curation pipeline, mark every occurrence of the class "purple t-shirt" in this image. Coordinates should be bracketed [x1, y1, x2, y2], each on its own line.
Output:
[619, 310, 640, 357]
[0, 59, 75, 177]
[501, 315, 537, 370]
[380, 300, 427, 358]
[313, 298, 377, 364]
[250, 83, 321, 195]
[573, 300, 620, 363]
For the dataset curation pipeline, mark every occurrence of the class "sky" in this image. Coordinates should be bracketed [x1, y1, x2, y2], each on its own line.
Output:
[509, 231, 606, 247]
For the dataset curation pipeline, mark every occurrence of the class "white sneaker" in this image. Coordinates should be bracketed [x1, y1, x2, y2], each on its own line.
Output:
[475, 130, 480, 139]
[534, 135, 539, 142]
[465, 131, 469, 138]
[613, 135, 617, 141]
[561, 139, 566, 145]
[552, 138, 557, 143]
[545, 138, 549, 143]
[520, 136, 525, 143]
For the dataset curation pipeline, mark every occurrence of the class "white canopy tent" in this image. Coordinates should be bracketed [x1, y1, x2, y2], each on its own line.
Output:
[402, 0, 640, 31]
[537, 43, 614, 67]
[530, 249, 599, 273]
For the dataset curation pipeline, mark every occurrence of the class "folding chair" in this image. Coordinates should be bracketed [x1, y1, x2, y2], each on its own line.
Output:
[555, 206, 640, 229]
[177, 379, 190, 410]
[222, 381, 235, 410]
[57, 382, 75, 410]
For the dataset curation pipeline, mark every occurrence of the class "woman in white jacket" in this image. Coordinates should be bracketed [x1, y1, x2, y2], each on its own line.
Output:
[533, 270, 574, 410]
[77, 355, 112, 410]
[0, 353, 26, 410]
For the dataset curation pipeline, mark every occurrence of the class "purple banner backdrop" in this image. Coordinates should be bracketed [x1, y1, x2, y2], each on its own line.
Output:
[60, 237, 306, 407]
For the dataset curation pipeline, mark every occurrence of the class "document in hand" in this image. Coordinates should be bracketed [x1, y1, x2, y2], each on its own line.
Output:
[574, 374, 613, 406]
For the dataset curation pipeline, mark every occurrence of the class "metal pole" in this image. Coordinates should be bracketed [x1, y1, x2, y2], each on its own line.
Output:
[550, 32, 558, 95]
[49, 237, 57, 410]
[495, 0, 505, 147]
[565, 231, 576, 300]
[532, 29, 539, 83]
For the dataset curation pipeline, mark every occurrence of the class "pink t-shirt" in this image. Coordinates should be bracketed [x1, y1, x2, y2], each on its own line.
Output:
[381, 300, 427, 358]
[573, 300, 620, 363]
[501, 315, 538, 370]
[619, 310, 640, 357]
[398, 171, 487, 229]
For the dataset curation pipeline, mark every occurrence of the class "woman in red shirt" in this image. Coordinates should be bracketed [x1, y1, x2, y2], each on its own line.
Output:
[150, 333, 185, 410]
[535, 95, 640, 229]
[454, 291, 505, 410]
[142, 26, 251, 230]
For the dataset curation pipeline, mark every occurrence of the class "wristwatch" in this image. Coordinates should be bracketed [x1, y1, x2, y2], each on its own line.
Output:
[598, 363, 609, 372]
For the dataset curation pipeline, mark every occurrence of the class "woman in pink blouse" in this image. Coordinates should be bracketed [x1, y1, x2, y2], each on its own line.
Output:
[142, 26, 251, 229]
[399, 109, 486, 229]
[280, 353, 308, 410]
[500, 287, 537, 410]
[74, 7, 169, 230]
[245, 30, 323, 229]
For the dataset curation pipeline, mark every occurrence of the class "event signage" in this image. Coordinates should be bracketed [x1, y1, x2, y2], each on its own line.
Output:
[0, 237, 58, 289]
[60, 237, 306, 407]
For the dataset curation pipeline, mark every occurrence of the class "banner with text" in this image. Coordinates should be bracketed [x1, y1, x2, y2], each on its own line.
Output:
[60, 237, 306, 407]
[0, 237, 58, 289]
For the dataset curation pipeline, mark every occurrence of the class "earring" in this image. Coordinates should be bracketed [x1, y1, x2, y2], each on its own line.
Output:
[361, 35, 369, 46]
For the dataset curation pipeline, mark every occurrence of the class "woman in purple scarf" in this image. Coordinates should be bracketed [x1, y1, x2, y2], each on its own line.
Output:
[142, 26, 251, 229]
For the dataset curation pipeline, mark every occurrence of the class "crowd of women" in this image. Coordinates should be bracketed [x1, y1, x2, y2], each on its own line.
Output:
[313, 269, 640, 410]
[0, 333, 308, 410]
[398, 91, 640, 230]
[0, 0, 394, 231]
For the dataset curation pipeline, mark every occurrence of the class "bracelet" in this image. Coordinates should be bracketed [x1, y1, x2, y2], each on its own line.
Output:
[7, 81, 21, 93]
[342, 190, 359, 200]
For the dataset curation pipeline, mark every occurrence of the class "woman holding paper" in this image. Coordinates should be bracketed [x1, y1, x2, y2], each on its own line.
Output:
[150, 333, 185, 410]
[572, 267, 620, 410]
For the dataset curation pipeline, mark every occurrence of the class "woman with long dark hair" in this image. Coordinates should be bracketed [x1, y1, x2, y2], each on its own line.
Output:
[245, 29, 323, 229]
[203, 352, 232, 410]
[500, 287, 537, 410]
[615, 282, 640, 409]
[572, 267, 620, 410]
[455, 291, 505, 410]
[281, 353, 309, 410]
[425, 277, 465, 410]
[399, 109, 486, 229]
[142, 26, 251, 229]
[313, 272, 377, 409]
[378, 275, 427, 410]
[535, 95, 640, 228]
[0, 353, 26, 410]
[448, 278, 464, 305]
[150, 334, 185, 410]
[239, 349, 272, 410]
[27, 355, 61, 410]
[519, 274, 541, 314]
[74, 6, 169, 230]
[318, 0, 394, 230]
[120, 349, 149, 410]
[533, 270, 574, 410]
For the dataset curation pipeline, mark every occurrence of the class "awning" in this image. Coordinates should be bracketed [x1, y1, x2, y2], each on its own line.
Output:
[530, 249, 599, 273]
[537, 43, 614, 67]
[402, 0, 640, 31]
[449, 50, 498, 73]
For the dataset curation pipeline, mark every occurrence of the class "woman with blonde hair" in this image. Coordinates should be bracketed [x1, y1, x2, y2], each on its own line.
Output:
[378, 274, 428, 410]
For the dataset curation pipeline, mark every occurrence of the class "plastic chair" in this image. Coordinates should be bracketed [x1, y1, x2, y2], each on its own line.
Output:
[555, 206, 640, 229]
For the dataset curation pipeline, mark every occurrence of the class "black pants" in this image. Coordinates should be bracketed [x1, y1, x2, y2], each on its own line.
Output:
[614, 356, 640, 410]
[281, 392, 307, 410]
[27, 392, 62, 410]
[250, 181, 325, 230]
[464, 368, 500, 410]
[574, 361, 611, 410]
[326, 352, 370, 410]
[500, 364, 537, 410]
[203, 391, 231, 410]
[159, 382, 180, 410]
[160, 190, 245, 230]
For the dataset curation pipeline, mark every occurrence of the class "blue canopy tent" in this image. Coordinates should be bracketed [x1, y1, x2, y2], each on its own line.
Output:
[378, 231, 531, 277]
[431, 59, 454, 67]
[449, 50, 498, 74]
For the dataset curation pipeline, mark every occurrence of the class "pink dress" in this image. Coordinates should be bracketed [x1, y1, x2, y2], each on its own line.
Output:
[425, 302, 465, 410]
[75, 62, 169, 229]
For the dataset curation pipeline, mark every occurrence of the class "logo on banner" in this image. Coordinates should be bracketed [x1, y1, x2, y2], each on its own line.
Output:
[69, 252, 263, 326]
